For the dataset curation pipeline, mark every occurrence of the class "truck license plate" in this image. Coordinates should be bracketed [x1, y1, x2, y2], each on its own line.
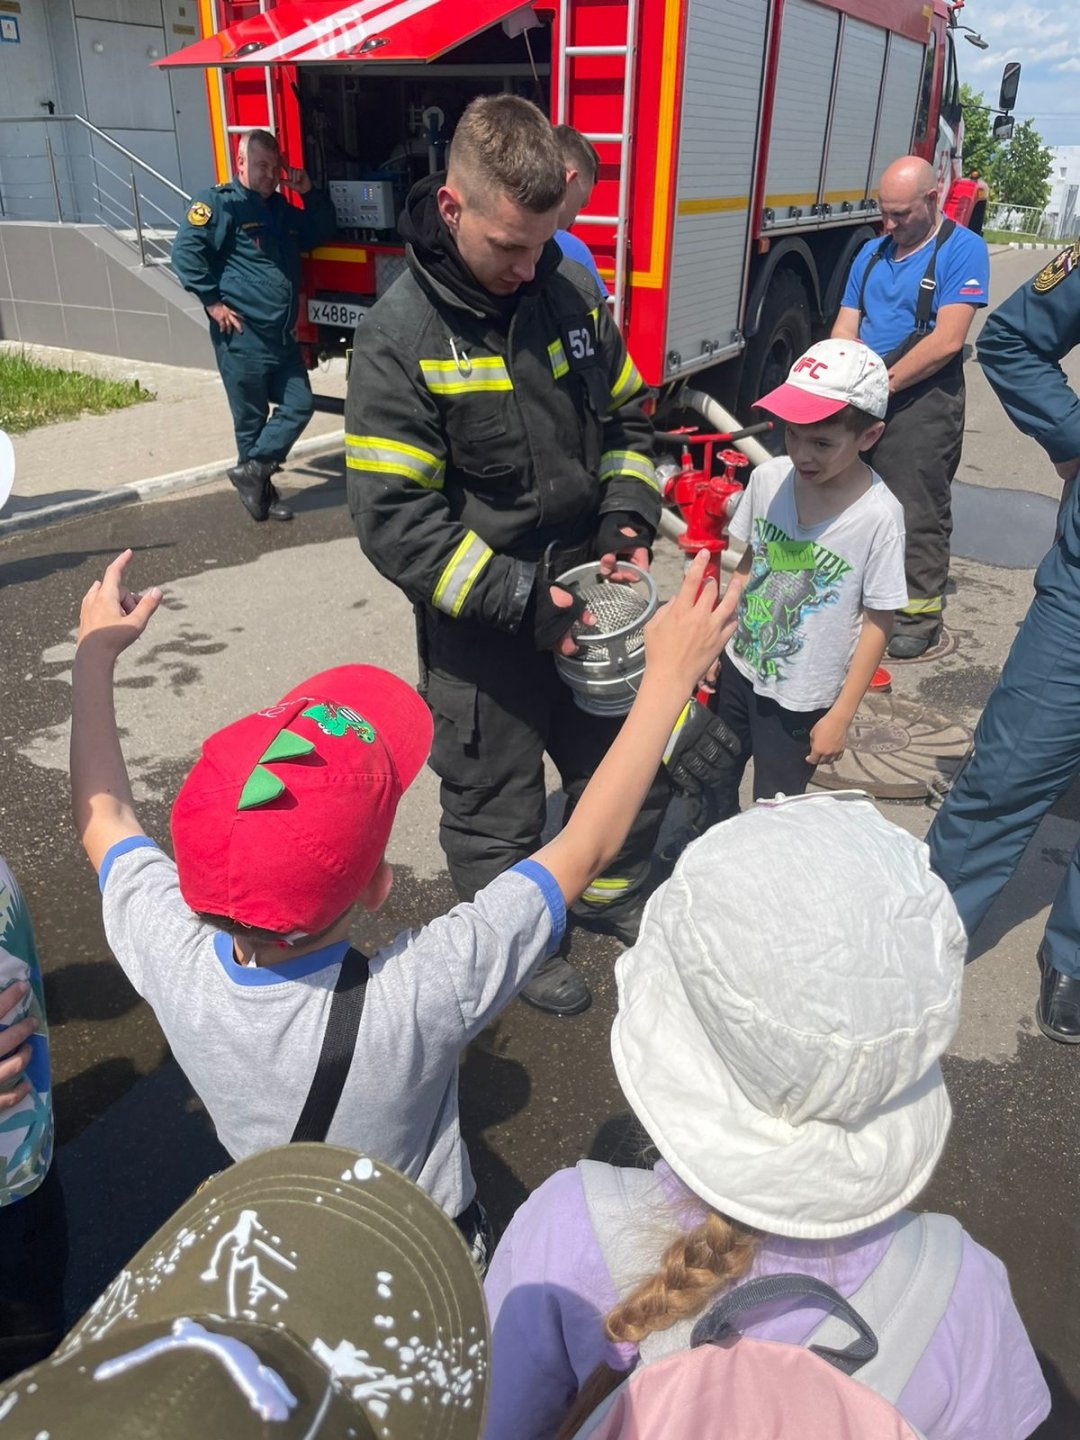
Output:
[308, 298, 367, 329]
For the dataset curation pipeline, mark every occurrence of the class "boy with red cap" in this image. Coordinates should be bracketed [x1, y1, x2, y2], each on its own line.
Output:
[69, 548, 735, 1261]
[702, 338, 908, 821]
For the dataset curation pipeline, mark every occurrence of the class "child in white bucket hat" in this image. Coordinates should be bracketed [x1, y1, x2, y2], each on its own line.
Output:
[483, 796, 1050, 1440]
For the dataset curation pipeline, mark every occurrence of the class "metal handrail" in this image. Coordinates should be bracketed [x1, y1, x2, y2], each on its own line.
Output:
[0, 113, 191, 268]
[3, 114, 190, 202]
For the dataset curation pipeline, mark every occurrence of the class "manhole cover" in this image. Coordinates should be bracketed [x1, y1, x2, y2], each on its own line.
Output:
[812, 693, 973, 800]
[887, 626, 960, 665]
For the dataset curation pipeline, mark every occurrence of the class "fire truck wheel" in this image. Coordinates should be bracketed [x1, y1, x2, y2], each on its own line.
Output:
[738, 268, 811, 452]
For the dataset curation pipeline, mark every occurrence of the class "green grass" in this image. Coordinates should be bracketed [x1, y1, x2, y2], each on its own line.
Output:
[983, 228, 1045, 246]
[0, 349, 154, 434]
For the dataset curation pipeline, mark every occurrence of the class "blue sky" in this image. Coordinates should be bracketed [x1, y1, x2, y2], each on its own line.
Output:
[956, 0, 1080, 148]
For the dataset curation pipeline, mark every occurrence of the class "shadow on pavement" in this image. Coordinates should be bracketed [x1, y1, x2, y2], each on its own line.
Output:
[0, 544, 172, 589]
[57, 1058, 229, 1326]
[1034, 1353, 1080, 1436]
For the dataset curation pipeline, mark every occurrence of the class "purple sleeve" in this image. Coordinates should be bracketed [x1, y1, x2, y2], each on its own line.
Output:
[483, 1168, 631, 1440]
[896, 1232, 1050, 1440]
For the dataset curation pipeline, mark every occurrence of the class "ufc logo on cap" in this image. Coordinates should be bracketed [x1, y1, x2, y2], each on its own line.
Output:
[793, 357, 829, 379]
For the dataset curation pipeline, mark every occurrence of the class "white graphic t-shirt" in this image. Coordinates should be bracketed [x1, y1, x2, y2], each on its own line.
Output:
[726, 456, 908, 710]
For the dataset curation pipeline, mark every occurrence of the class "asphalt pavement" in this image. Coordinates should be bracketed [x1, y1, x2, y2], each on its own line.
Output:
[0, 247, 1078, 1432]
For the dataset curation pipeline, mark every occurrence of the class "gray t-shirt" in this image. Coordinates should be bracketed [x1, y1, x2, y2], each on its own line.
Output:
[726, 456, 908, 709]
[99, 838, 564, 1217]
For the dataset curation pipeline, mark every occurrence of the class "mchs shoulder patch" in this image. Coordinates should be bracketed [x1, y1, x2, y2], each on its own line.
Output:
[1033, 241, 1080, 294]
[187, 201, 212, 228]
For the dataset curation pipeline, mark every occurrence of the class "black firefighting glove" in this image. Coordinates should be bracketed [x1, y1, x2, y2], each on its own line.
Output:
[593, 510, 656, 562]
[525, 580, 592, 651]
[664, 698, 742, 818]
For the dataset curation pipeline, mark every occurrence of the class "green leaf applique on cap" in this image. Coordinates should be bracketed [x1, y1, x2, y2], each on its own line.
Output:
[301, 702, 376, 744]
[236, 728, 316, 810]
[238, 765, 285, 810]
[259, 729, 315, 763]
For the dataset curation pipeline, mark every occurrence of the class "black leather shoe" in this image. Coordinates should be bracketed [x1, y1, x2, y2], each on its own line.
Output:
[887, 629, 939, 660]
[519, 956, 591, 1016]
[227, 459, 273, 522]
[1036, 950, 1080, 1043]
[267, 482, 294, 522]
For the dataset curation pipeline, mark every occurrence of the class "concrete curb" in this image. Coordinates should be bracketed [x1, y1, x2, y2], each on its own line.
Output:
[0, 432, 344, 539]
[1007, 241, 1059, 251]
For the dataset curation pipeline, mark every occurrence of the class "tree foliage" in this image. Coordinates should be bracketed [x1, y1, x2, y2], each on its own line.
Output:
[959, 83, 996, 177]
[989, 120, 1054, 211]
[959, 84, 1054, 210]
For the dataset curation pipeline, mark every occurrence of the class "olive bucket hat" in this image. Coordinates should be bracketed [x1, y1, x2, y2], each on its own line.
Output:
[0, 1144, 488, 1439]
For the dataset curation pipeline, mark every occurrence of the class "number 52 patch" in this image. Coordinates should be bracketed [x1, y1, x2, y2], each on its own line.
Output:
[559, 315, 600, 371]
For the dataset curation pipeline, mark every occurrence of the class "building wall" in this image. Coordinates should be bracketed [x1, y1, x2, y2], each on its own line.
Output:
[0, 220, 213, 367]
[0, 0, 215, 223]
[1047, 145, 1080, 239]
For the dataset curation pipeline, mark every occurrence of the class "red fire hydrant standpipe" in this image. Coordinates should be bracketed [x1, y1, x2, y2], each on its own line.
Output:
[661, 425, 892, 694]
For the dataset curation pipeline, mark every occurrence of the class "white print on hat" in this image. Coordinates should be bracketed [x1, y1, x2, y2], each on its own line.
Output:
[200, 1209, 297, 1315]
[56, 1186, 486, 1433]
[93, 1318, 298, 1422]
[784, 339, 890, 418]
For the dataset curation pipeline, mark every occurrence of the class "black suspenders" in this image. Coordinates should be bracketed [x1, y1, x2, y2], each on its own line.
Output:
[857, 218, 957, 336]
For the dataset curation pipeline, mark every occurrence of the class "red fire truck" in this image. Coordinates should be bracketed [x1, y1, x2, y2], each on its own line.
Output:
[160, 0, 1017, 412]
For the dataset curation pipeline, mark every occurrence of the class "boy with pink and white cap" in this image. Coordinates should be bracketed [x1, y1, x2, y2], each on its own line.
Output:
[701, 337, 908, 822]
[68, 548, 736, 1263]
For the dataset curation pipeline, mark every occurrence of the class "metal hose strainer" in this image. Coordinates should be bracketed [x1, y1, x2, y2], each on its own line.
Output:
[553, 561, 659, 715]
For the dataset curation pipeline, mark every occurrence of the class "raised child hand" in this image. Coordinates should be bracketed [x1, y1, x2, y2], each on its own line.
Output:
[77, 550, 162, 658]
[643, 551, 743, 694]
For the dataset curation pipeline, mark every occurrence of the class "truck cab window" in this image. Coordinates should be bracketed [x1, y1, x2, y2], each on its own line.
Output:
[914, 29, 938, 144]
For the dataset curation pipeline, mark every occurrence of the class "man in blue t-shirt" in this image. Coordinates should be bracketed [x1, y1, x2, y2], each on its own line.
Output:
[833, 155, 988, 658]
[553, 124, 607, 298]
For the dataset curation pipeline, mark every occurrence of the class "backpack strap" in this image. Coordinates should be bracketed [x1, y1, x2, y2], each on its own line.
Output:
[576, 1160, 695, 1364]
[291, 946, 370, 1144]
[690, 1273, 879, 1375]
[805, 1211, 964, 1403]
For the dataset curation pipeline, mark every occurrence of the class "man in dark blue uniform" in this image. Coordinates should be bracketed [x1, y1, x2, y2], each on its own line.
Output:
[172, 130, 336, 522]
[928, 241, 1080, 1042]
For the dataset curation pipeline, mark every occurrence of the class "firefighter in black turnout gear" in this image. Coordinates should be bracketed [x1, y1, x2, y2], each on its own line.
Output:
[345, 96, 663, 1015]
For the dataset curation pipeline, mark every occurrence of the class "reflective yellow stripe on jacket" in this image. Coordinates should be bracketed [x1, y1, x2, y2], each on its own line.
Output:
[599, 449, 659, 491]
[609, 354, 645, 411]
[899, 596, 942, 615]
[419, 357, 513, 395]
[432, 531, 494, 617]
[548, 339, 569, 380]
[662, 700, 694, 766]
[581, 875, 632, 906]
[345, 434, 445, 490]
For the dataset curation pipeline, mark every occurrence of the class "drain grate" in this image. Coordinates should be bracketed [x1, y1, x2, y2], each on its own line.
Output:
[812, 693, 973, 800]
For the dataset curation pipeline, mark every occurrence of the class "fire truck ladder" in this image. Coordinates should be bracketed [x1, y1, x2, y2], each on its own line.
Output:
[207, 0, 278, 164]
[556, 0, 640, 328]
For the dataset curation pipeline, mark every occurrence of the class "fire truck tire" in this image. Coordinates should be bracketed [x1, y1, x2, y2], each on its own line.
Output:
[737, 269, 812, 449]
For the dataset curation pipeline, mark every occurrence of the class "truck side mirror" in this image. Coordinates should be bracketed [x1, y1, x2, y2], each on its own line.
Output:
[992, 114, 1015, 143]
[998, 62, 1020, 113]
